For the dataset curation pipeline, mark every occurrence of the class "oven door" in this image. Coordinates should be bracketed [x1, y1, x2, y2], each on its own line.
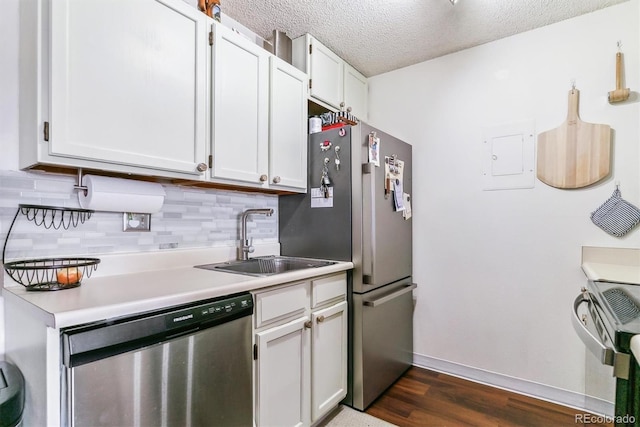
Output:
[573, 293, 617, 413]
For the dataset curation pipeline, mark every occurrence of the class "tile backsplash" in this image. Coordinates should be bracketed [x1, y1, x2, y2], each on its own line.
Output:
[0, 170, 278, 262]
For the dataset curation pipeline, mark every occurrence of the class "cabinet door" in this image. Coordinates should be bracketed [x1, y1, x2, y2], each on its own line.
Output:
[49, 0, 207, 175]
[256, 317, 310, 427]
[212, 23, 269, 184]
[269, 57, 308, 192]
[309, 37, 344, 110]
[311, 301, 348, 422]
[343, 64, 368, 122]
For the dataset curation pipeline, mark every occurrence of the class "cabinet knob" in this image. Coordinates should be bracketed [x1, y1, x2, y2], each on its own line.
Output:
[196, 163, 208, 172]
[340, 102, 345, 109]
[272, 176, 281, 184]
[259, 174, 268, 182]
[304, 320, 312, 329]
[316, 315, 325, 323]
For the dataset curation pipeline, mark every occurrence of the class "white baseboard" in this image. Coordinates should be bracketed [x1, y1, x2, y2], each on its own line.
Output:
[412, 353, 614, 418]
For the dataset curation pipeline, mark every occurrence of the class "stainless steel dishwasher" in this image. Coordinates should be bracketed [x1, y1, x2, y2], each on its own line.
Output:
[61, 293, 253, 427]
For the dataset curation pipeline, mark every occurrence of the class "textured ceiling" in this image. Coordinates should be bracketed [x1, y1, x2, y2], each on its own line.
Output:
[222, 0, 629, 77]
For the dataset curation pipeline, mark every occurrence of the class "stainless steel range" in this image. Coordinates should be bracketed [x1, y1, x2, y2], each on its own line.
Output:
[573, 279, 640, 424]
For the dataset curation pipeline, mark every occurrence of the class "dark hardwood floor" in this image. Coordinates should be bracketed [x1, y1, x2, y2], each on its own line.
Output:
[365, 366, 613, 427]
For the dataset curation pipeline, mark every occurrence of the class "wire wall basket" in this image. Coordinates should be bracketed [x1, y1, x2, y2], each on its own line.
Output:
[2, 204, 100, 291]
[19, 204, 93, 229]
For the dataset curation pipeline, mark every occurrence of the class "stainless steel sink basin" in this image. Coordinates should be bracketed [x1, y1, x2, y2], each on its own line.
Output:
[195, 256, 337, 277]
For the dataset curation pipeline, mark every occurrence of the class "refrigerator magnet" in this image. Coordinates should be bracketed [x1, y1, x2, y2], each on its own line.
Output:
[310, 187, 334, 208]
[368, 133, 380, 166]
[402, 194, 412, 220]
[393, 180, 405, 211]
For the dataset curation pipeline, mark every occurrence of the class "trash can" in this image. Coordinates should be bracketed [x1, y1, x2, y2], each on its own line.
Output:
[0, 361, 25, 427]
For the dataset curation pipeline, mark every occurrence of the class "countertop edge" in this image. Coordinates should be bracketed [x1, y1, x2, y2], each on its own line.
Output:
[3, 261, 353, 329]
[581, 246, 640, 285]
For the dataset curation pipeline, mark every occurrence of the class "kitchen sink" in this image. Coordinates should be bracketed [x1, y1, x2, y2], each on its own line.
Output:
[195, 256, 337, 277]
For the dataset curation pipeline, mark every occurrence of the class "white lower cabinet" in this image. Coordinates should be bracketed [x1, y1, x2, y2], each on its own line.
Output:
[311, 300, 348, 421]
[256, 316, 310, 427]
[253, 272, 347, 427]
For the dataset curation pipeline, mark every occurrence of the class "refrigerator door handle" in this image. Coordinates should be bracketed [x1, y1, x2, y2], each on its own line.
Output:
[363, 283, 417, 307]
[361, 163, 375, 284]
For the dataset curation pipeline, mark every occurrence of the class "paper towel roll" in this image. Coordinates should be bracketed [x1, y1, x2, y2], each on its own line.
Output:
[78, 175, 166, 213]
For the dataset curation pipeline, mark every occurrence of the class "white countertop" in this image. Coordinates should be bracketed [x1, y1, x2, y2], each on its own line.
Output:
[2, 245, 353, 329]
[581, 246, 640, 285]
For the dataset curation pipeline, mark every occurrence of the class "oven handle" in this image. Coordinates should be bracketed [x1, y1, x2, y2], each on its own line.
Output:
[572, 294, 614, 365]
[572, 293, 630, 380]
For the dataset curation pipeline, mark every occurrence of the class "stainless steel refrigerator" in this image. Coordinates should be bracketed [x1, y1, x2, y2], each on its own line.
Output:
[279, 122, 414, 411]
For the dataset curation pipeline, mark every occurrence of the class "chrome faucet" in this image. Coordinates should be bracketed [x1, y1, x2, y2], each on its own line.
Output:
[239, 208, 274, 260]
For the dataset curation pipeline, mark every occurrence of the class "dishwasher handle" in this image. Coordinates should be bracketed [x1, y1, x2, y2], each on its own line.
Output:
[363, 283, 416, 307]
[571, 293, 629, 379]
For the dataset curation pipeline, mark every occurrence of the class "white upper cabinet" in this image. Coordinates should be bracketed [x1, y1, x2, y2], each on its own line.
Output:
[292, 34, 368, 121]
[211, 23, 308, 192]
[343, 64, 368, 122]
[308, 38, 344, 110]
[211, 23, 270, 185]
[21, 0, 209, 177]
[21, 0, 308, 191]
[269, 57, 308, 191]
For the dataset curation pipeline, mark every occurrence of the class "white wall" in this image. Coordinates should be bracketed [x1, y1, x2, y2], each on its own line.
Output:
[368, 0, 640, 408]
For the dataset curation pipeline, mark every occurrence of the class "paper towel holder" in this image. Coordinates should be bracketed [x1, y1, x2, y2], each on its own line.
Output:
[73, 169, 88, 196]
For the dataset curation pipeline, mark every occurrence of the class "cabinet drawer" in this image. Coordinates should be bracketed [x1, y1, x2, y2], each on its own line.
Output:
[255, 282, 310, 329]
[311, 273, 346, 308]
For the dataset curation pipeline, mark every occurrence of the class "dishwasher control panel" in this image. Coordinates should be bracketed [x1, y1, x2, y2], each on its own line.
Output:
[165, 294, 254, 330]
[62, 293, 254, 368]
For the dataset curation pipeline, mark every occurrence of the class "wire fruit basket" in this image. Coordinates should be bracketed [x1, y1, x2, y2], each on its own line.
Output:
[4, 257, 100, 291]
[2, 205, 100, 291]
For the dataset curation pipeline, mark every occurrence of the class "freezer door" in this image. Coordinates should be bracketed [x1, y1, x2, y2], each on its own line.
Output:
[351, 278, 415, 410]
[359, 123, 412, 291]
